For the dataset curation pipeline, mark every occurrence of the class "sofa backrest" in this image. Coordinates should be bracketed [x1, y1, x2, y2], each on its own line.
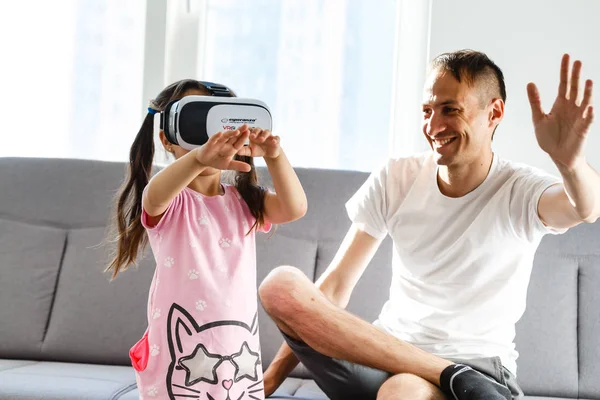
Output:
[0, 157, 599, 399]
[515, 220, 600, 399]
[0, 158, 391, 371]
[0, 158, 156, 365]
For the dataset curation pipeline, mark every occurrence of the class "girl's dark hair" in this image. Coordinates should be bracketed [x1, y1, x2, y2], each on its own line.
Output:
[106, 79, 267, 279]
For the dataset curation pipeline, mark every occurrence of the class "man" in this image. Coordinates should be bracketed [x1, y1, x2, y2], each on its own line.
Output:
[259, 50, 599, 400]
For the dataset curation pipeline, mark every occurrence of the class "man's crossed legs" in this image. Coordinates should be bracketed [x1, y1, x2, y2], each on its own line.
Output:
[259, 267, 522, 400]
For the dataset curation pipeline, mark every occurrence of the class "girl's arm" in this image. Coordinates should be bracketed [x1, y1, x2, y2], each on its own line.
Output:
[239, 129, 307, 224]
[263, 150, 307, 224]
[144, 150, 206, 218]
[144, 128, 251, 221]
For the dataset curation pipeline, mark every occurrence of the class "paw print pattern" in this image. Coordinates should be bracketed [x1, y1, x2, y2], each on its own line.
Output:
[164, 256, 175, 268]
[152, 308, 161, 320]
[225, 300, 233, 308]
[219, 238, 232, 248]
[150, 344, 160, 356]
[198, 216, 209, 225]
[189, 239, 198, 249]
[188, 270, 199, 280]
[216, 263, 227, 273]
[147, 387, 158, 397]
[195, 300, 207, 311]
[155, 278, 160, 288]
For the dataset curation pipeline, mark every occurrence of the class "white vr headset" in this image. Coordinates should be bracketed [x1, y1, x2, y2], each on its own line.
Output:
[159, 82, 272, 150]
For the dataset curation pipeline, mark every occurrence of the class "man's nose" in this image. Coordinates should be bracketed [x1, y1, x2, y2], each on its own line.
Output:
[425, 112, 446, 137]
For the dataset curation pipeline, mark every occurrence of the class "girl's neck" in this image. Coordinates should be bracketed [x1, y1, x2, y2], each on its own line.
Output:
[187, 174, 224, 197]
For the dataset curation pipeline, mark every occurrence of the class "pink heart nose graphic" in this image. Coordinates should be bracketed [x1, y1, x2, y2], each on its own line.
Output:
[222, 379, 233, 390]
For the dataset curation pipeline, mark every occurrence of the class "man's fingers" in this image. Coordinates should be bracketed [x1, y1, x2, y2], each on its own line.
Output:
[570, 59, 582, 102]
[581, 79, 594, 111]
[527, 82, 545, 122]
[584, 105, 595, 126]
[558, 53, 570, 98]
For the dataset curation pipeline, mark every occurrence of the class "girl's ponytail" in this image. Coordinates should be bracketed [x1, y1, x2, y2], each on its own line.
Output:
[106, 112, 155, 279]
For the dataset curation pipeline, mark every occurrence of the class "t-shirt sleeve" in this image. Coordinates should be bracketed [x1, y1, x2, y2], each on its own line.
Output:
[509, 167, 567, 242]
[140, 186, 182, 231]
[345, 161, 390, 240]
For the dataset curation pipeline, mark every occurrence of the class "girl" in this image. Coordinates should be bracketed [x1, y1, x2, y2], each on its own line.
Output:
[106, 79, 307, 400]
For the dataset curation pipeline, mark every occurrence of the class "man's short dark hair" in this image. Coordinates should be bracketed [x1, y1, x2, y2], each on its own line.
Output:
[430, 50, 507, 107]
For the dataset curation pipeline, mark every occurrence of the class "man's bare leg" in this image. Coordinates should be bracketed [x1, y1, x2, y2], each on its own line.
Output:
[259, 266, 451, 386]
[377, 374, 446, 400]
[260, 266, 513, 400]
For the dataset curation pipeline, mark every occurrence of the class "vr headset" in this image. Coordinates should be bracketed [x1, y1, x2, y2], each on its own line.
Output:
[159, 81, 272, 150]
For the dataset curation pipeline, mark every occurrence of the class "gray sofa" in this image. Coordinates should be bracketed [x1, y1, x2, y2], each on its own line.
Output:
[0, 157, 598, 400]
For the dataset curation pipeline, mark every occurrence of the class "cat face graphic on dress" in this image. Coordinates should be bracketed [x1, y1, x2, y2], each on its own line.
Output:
[166, 304, 263, 400]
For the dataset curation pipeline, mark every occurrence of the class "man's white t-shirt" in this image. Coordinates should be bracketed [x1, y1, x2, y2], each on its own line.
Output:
[346, 152, 565, 376]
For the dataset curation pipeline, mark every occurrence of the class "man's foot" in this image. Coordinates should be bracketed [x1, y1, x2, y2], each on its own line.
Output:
[440, 364, 511, 400]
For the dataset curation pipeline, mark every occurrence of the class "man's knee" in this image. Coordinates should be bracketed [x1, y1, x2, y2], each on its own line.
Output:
[377, 373, 446, 400]
[259, 266, 311, 319]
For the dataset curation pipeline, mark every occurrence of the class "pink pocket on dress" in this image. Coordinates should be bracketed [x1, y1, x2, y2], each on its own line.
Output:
[129, 331, 150, 372]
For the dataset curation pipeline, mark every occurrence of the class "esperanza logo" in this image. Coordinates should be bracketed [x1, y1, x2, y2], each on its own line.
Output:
[223, 118, 257, 123]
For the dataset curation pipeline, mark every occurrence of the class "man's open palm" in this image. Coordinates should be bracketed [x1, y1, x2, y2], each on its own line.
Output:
[527, 54, 595, 169]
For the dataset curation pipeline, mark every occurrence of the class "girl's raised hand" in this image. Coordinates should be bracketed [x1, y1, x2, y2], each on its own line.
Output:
[237, 128, 281, 159]
[194, 125, 251, 172]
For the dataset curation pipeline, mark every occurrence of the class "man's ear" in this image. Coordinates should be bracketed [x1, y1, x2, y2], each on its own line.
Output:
[490, 98, 505, 129]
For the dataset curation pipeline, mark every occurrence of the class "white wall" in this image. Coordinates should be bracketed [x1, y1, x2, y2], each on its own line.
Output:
[424, 0, 600, 175]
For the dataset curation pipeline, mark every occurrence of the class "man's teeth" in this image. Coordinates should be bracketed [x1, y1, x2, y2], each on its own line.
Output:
[434, 138, 454, 146]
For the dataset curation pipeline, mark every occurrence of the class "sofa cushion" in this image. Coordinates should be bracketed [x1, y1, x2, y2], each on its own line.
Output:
[0, 219, 66, 359]
[268, 378, 327, 399]
[42, 227, 155, 366]
[118, 377, 328, 400]
[524, 397, 590, 400]
[256, 233, 318, 372]
[0, 360, 136, 400]
[578, 256, 600, 398]
[514, 253, 579, 398]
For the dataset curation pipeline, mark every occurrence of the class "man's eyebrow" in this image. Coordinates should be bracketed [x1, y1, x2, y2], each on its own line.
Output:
[422, 100, 461, 107]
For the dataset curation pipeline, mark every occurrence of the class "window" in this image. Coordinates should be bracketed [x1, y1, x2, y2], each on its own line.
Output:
[0, 0, 146, 162]
[3, 0, 432, 172]
[197, 0, 399, 171]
